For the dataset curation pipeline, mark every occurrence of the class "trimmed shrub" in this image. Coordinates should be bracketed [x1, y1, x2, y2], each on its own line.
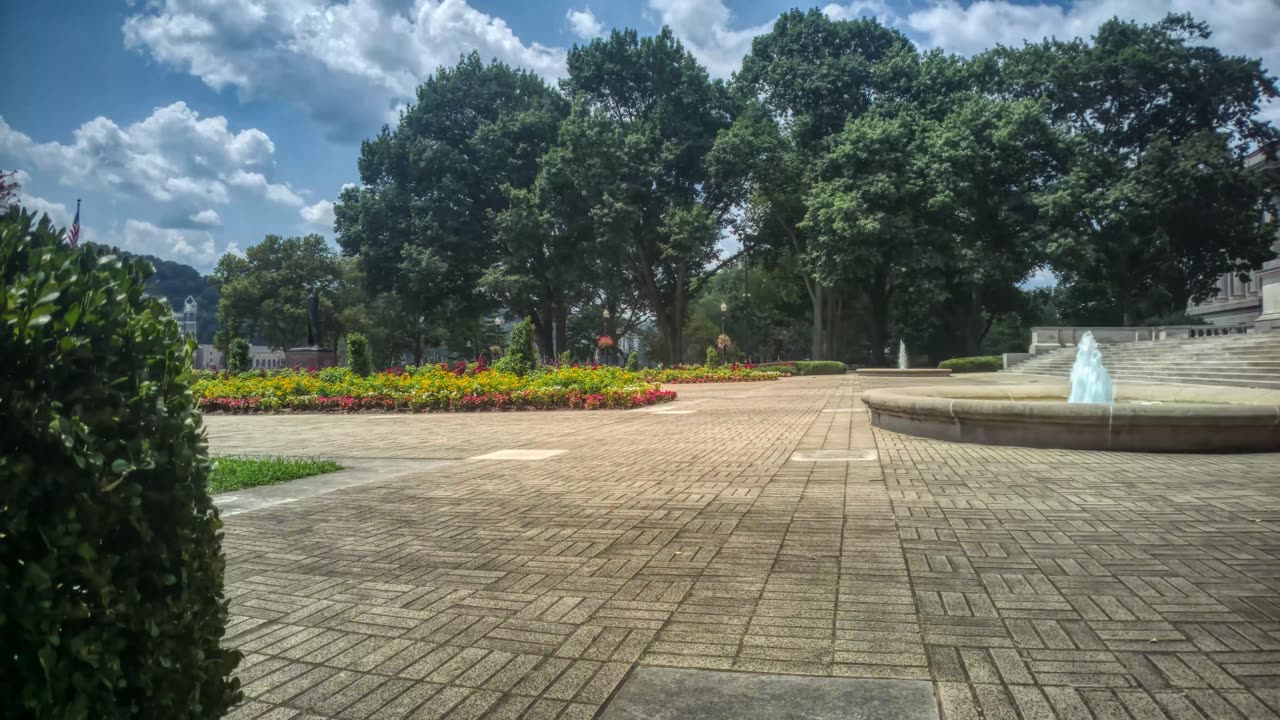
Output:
[625, 351, 639, 371]
[705, 346, 719, 367]
[794, 360, 846, 375]
[227, 337, 251, 373]
[502, 317, 537, 376]
[346, 331, 373, 376]
[1, 206, 241, 717]
[939, 355, 1002, 373]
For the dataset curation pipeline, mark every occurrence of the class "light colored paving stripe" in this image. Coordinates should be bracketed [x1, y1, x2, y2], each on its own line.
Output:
[790, 449, 878, 462]
[469, 449, 567, 460]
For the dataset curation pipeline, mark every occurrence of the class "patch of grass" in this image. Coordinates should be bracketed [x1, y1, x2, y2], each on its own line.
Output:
[209, 456, 343, 494]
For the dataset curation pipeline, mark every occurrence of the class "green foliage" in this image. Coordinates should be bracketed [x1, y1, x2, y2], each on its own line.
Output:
[625, 351, 639, 371]
[706, 346, 719, 367]
[559, 350, 572, 366]
[501, 317, 538, 376]
[227, 337, 251, 374]
[0, 206, 241, 717]
[346, 332, 373, 376]
[212, 234, 342, 351]
[991, 14, 1280, 323]
[794, 360, 846, 375]
[939, 355, 1002, 373]
[555, 28, 733, 364]
[337, 53, 564, 358]
[209, 457, 342, 494]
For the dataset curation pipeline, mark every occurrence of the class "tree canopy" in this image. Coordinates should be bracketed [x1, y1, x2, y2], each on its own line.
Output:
[303, 12, 1280, 367]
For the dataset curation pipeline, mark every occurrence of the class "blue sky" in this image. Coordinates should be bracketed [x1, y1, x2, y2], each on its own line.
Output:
[2, 0, 1276, 272]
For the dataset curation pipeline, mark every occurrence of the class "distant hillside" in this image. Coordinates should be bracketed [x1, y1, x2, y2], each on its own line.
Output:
[87, 244, 219, 344]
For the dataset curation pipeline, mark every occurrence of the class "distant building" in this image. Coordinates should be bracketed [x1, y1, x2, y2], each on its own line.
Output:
[194, 344, 286, 371]
[173, 295, 198, 338]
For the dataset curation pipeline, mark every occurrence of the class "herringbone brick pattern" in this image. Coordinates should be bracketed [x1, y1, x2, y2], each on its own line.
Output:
[206, 374, 1280, 719]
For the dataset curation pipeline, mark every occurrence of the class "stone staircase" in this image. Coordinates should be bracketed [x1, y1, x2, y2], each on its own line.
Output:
[1004, 332, 1280, 390]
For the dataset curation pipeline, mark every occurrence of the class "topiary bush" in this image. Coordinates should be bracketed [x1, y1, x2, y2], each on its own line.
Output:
[497, 317, 537, 376]
[227, 337, 251, 373]
[346, 331, 373, 376]
[705, 346, 719, 367]
[939, 355, 1002, 373]
[1, 206, 242, 718]
[625, 351, 639, 371]
[794, 360, 846, 375]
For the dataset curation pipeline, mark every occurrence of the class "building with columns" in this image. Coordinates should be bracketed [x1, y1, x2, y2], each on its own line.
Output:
[1187, 150, 1280, 331]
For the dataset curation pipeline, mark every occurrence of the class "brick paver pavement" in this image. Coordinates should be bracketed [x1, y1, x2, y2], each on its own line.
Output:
[206, 375, 1280, 719]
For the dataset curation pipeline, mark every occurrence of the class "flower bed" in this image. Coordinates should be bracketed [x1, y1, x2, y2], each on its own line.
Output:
[640, 364, 783, 384]
[194, 364, 677, 413]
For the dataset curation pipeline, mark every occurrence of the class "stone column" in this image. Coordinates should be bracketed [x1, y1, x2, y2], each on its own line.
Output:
[1256, 259, 1280, 332]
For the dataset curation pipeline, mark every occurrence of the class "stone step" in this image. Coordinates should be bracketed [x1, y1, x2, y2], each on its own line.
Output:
[1020, 354, 1280, 367]
[1011, 369, 1280, 390]
[1015, 360, 1280, 371]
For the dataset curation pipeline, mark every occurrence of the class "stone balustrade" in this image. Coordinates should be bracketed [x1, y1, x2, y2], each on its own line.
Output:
[1029, 325, 1252, 354]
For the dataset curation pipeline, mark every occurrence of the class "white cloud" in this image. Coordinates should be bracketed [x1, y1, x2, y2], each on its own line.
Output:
[18, 193, 71, 227]
[300, 199, 335, 227]
[124, 0, 569, 140]
[822, 1, 898, 25]
[567, 8, 605, 40]
[121, 218, 239, 270]
[190, 208, 222, 225]
[0, 102, 295, 211]
[227, 169, 304, 207]
[903, 0, 1280, 121]
[647, 0, 771, 78]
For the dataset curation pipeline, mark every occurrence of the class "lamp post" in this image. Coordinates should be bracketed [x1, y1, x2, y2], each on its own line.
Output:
[719, 302, 727, 335]
[602, 309, 612, 365]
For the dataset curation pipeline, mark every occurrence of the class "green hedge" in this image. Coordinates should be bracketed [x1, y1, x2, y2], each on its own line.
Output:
[794, 361, 847, 375]
[939, 355, 1002, 373]
[1, 206, 241, 717]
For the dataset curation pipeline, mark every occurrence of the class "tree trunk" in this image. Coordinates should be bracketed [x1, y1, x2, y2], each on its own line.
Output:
[868, 274, 890, 367]
[532, 299, 554, 361]
[555, 306, 569, 360]
[811, 284, 825, 360]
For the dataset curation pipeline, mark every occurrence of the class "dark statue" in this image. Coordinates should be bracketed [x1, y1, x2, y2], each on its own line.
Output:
[306, 290, 321, 347]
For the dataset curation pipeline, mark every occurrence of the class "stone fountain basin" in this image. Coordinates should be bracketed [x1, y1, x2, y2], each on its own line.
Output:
[855, 368, 952, 377]
[862, 383, 1280, 452]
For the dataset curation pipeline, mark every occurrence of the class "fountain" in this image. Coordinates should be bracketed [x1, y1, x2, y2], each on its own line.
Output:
[1066, 331, 1114, 404]
[855, 340, 951, 377]
[861, 328, 1280, 451]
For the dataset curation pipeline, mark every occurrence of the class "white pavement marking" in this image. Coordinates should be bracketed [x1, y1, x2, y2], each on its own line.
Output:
[822, 408, 865, 413]
[469, 449, 567, 460]
[790, 449, 879, 462]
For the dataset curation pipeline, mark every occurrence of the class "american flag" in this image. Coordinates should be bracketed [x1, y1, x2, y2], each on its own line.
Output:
[68, 199, 80, 248]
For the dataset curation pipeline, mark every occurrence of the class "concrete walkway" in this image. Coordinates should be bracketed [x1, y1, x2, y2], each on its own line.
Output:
[208, 375, 1280, 720]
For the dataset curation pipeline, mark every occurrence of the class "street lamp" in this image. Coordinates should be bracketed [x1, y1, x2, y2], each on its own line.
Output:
[719, 302, 727, 334]
[601, 309, 612, 364]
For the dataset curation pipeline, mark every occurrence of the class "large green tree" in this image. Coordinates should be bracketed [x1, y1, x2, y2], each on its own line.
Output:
[335, 53, 564, 355]
[555, 28, 733, 364]
[717, 11, 916, 359]
[989, 14, 1280, 324]
[211, 234, 342, 351]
